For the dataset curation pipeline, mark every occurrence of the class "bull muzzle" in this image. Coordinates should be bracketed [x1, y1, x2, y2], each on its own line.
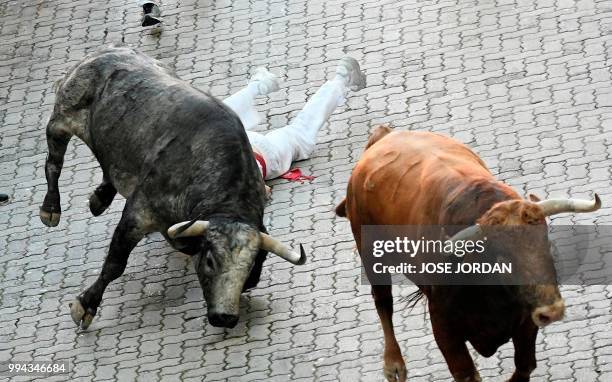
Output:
[208, 312, 239, 328]
[167, 220, 306, 265]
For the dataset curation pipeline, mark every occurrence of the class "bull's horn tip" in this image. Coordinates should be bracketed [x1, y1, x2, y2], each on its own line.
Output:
[297, 244, 306, 265]
[594, 193, 602, 209]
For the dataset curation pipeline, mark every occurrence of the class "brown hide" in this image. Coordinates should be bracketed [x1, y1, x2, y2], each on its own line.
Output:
[339, 130, 556, 382]
[344, 130, 521, 244]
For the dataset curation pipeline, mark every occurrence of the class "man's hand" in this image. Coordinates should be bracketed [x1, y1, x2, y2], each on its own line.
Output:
[265, 185, 272, 199]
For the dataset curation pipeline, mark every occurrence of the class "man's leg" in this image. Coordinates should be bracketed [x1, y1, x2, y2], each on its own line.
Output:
[223, 68, 280, 130]
[264, 57, 366, 176]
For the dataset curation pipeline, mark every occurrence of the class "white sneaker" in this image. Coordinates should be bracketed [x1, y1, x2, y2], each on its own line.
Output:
[251, 68, 280, 96]
[335, 57, 366, 91]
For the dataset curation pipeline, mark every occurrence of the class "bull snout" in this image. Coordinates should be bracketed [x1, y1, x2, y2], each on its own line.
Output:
[208, 312, 239, 328]
[531, 299, 565, 327]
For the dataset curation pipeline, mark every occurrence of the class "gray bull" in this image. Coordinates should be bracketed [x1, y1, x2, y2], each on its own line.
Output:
[40, 46, 305, 329]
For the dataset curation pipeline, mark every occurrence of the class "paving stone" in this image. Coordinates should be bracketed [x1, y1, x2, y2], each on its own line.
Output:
[1, 0, 611, 381]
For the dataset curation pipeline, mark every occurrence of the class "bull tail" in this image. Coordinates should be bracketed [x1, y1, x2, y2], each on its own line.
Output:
[335, 198, 347, 217]
[401, 289, 425, 311]
[365, 123, 393, 150]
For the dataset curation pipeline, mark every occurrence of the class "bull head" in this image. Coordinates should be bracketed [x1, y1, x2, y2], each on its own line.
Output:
[167, 220, 306, 265]
[166, 220, 305, 328]
[446, 194, 601, 327]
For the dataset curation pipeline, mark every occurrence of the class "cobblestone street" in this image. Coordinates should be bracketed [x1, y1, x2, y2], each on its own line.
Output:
[1, 0, 611, 380]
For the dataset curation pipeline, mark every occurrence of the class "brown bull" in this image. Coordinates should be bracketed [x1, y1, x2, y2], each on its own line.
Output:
[336, 125, 601, 382]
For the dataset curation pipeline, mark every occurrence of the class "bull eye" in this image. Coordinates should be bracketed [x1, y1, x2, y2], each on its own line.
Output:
[203, 250, 217, 275]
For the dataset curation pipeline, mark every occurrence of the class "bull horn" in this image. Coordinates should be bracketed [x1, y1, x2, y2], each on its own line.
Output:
[260, 233, 306, 265]
[537, 194, 602, 216]
[167, 220, 210, 238]
[447, 224, 483, 242]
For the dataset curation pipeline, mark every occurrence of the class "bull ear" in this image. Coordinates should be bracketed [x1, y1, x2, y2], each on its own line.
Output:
[528, 193, 541, 202]
[521, 205, 543, 225]
[167, 220, 210, 238]
[260, 233, 306, 265]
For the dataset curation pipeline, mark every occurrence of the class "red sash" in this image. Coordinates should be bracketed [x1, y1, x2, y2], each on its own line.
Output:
[280, 168, 315, 183]
[253, 151, 267, 179]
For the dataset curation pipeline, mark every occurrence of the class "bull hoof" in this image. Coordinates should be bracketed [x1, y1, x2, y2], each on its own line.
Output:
[89, 193, 110, 216]
[40, 209, 61, 227]
[454, 372, 482, 382]
[69, 299, 96, 330]
[383, 359, 407, 382]
[507, 371, 528, 382]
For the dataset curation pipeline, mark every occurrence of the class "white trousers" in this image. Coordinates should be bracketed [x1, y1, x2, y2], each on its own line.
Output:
[223, 77, 348, 179]
[223, 82, 263, 131]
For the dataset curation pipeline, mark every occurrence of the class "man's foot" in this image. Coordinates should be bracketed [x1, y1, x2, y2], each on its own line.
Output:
[0, 193, 8, 204]
[141, 1, 162, 27]
[250, 68, 280, 96]
[335, 57, 366, 91]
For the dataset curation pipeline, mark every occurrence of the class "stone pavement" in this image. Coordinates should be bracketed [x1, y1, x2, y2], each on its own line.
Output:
[1, 0, 611, 381]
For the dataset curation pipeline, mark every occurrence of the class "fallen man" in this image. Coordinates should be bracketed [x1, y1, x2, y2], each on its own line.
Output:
[222, 58, 366, 185]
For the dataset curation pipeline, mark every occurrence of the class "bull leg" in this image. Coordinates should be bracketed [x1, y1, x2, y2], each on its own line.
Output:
[40, 113, 72, 227]
[430, 310, 481, 382]
[508, 321, 538, 382]
[372, 285, 407, 382]
[89, 174, 117, 216]
[69, 202, 146, 329]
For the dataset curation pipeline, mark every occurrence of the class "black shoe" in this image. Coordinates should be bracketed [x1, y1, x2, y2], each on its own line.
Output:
[141, 2, 162, 27]
[0, 193, 8, 203]
[141, 14, 162, 27]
